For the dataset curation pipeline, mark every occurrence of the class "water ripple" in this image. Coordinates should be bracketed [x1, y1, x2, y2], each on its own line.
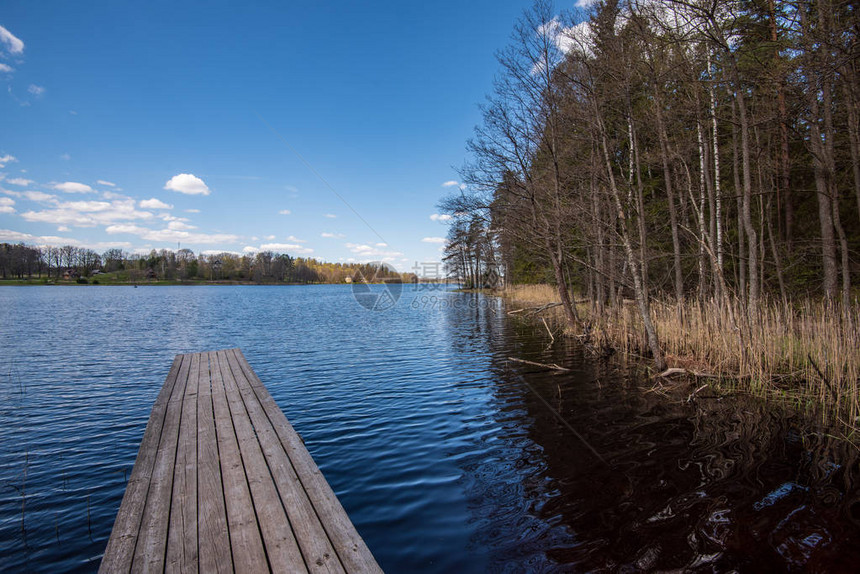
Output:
[1, 286, 859, 572]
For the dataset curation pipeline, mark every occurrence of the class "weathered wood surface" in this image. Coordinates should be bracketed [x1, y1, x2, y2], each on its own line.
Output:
[100, 349, 381, 574]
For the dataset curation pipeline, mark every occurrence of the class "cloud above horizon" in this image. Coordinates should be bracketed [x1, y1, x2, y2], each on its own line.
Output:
[164, 173, 210, 195]
[430, 213, 452, 222]
[243, 242, 313, 255]
[139, 198, 173, 210]
[52, 181, 94, 194]
[0, 228, 132, 251]
[105, 223, 237, 245]
[0, 154, 18, 168]
[345, 242, 403, 261]
[0, 25, 24, 56]
[21, 198, 154, 227]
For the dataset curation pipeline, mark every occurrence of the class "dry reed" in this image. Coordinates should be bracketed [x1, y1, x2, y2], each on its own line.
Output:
[503, 285, 860, 432]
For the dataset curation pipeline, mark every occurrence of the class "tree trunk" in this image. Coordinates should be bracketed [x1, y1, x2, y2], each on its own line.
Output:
[652, 84, 685, 310]
[597, 116, 666, 371]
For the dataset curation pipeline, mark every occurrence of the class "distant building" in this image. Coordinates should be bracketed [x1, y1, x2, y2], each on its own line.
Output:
[63, 268, 80, 281]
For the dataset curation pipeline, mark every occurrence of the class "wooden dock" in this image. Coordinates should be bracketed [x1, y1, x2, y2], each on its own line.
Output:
[100, 348, 381, 573]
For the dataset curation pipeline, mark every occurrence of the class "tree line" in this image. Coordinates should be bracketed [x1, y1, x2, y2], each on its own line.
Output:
[0, 243, 411, 284]
[443, 0, 859, 370]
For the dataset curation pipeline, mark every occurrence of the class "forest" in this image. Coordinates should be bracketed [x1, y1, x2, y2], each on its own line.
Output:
[442, 0, 860, 423]
[0, 242, 410, 285]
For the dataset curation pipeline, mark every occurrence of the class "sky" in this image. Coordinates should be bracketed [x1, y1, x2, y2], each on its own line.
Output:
[0, 0, 546, 273]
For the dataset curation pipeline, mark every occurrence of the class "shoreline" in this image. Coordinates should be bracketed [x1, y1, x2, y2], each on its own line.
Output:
[491, 284, 860, 443]
[0, 279, 454, 287]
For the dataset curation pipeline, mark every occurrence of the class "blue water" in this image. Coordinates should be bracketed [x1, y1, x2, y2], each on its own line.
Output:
[0, 285, 543, 572]
[2, 285, 859, 572]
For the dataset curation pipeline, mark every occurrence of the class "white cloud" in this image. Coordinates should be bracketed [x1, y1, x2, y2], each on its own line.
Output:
[52, 181, 94, 194]
[160, 214, 189, 222]
[242, 243, 314, 255]
[97, 180, 116, 187]
[321, 232, 345, 239]
[21, 198, 154, 227]
[28, 84, 45, 97]
[442, 180, 459, 187]
[345, 242, 403, 259]
[421, 237, 445, 244]
[259, 242, 314, 254]
[266, 235, 276, 240]
[375, 242, 387, 247]
[57, 225, 70, 232]
[0, 26, 24, 55]
[278, 209, 291, 215]
[104, 223, 237, 245]
[0, 228, 132, 250]
[0, 63, 12, 73]
[6, 177, 33, 186]
[139, 198, 173, 210]
[166, 220, 195, 231]
[0, 154, 18, 168]
[286, 235, 306, 243]
[60, 153, 71, 161]
[185, 208, 200, 214]
[164, 173, 210, 195]
[22, 190, 55, 202]
[0, 197, 15, 214]
[323, 213, 336, 218]
[430, 213, 452, 222]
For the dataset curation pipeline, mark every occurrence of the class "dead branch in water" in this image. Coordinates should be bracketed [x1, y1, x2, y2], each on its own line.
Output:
[542, 318, 555, 343]
[507, 302, 563, 316]
[508, 357, 571, 372]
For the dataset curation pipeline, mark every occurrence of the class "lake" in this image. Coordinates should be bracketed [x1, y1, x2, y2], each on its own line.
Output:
[1, 285, 859, 572]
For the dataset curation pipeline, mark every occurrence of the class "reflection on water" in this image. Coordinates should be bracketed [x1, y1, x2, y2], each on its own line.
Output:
[0, 286, 858, 572]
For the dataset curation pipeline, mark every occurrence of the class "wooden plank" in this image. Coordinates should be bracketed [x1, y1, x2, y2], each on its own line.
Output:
[166, 353, 200, 573]
[131, 354, 191, 574]
[104, 349, 380, 574]
[225, 349, 345, 574]
[100, 355, 183, 574]
[210, 350, 270, 572]
[217, 350, 309, 573]
[233, 349, 382, 574]
[196, 352, 233, 574]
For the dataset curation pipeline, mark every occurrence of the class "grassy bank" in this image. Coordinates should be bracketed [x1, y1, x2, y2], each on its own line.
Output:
[502, 284, 860, 435]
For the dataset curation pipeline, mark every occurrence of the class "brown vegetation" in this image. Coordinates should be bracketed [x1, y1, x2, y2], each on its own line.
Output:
[504, 284, 860, 432]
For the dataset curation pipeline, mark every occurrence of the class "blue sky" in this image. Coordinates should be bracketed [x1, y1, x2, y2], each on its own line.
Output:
[0, 0, 538, 272]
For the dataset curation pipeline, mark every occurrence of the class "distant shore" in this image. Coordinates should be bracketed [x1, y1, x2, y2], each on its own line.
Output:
[0, 278, 451, 287]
